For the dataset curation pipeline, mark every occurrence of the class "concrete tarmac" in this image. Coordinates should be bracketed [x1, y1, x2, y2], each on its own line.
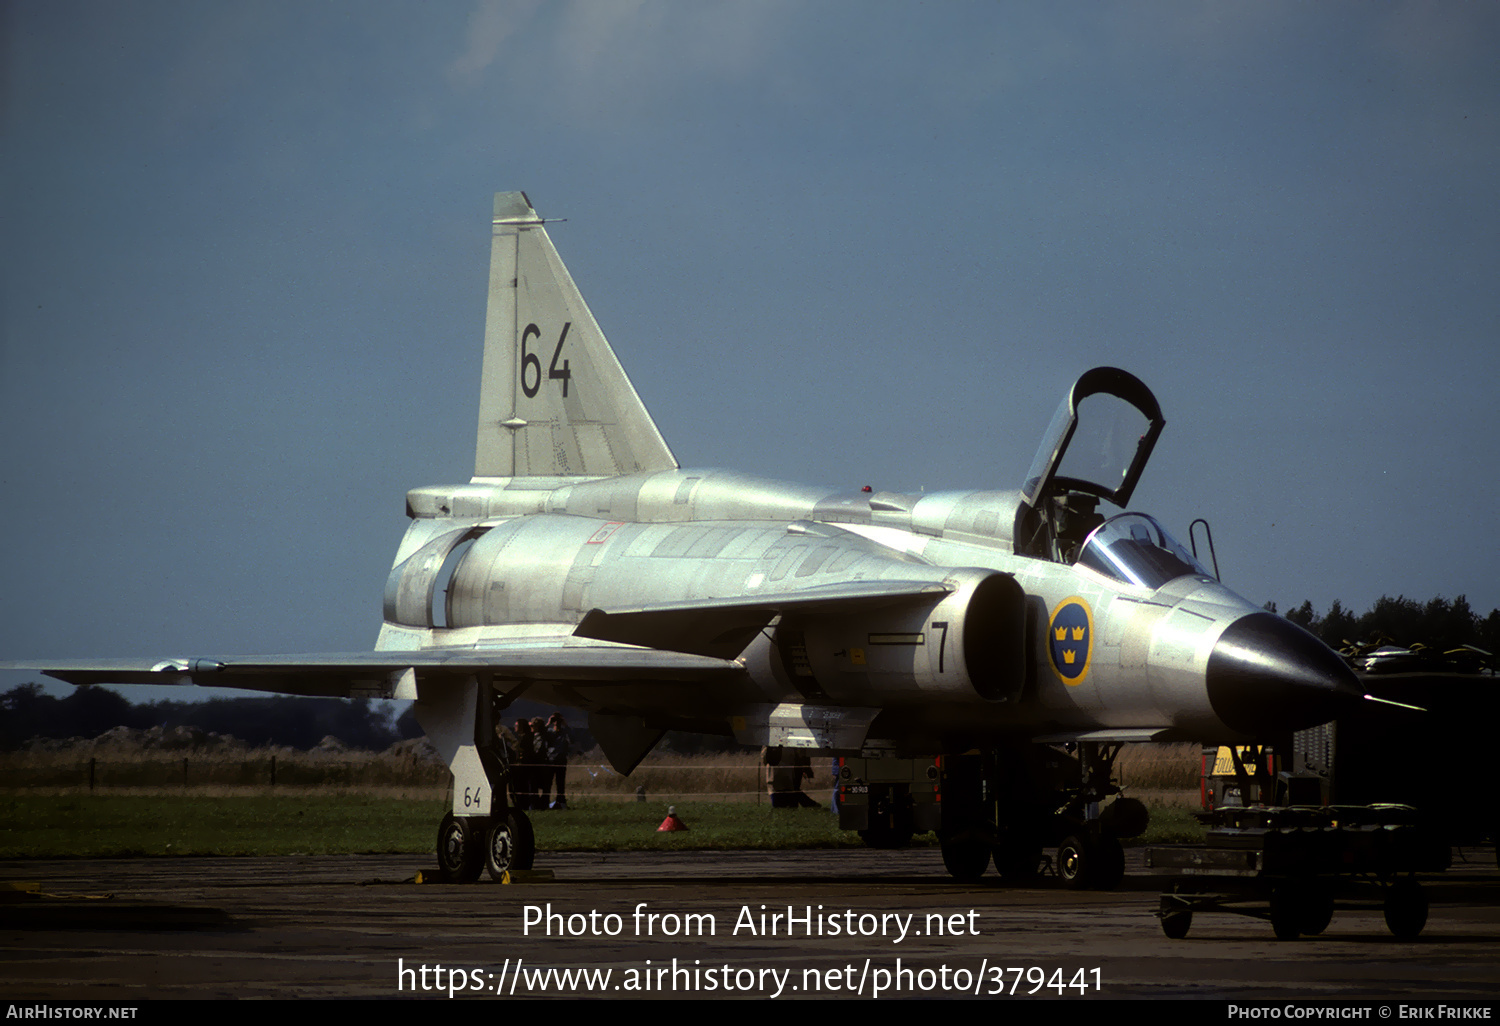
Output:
[2, 846, 1498, 1001]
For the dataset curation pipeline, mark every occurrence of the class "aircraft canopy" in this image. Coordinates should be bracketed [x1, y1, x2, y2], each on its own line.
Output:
[1021, 367, 1164, 510]
[1076, 512, 1212, 589]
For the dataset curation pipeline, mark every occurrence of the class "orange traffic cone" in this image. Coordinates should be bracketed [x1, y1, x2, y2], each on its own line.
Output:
[656, 805, 689, 832]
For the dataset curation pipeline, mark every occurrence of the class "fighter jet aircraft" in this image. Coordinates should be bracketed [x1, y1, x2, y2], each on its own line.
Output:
[27, 192, 1364, 887]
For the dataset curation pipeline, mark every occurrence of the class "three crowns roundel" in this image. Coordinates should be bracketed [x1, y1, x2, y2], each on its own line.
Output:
[1048, 597, 1093, 686]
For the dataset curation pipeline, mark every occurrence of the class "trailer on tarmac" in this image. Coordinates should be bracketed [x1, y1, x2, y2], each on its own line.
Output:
[1147, 803, 1449, 940]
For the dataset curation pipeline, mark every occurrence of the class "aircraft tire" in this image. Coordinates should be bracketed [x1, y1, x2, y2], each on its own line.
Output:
[940, 837, 992, 882]
[993, 834, 1043, 882]
[511, 809, 536, 871]
[485, 810, 536, 881]
[1383, 879, 1427, 940]
[859, 786, 913, 849]
[1093, 834, 1126, 890]
[1100, 797, 1150, 839]
[1057, 835, 1094, 890]
[436, 813, 485, 884]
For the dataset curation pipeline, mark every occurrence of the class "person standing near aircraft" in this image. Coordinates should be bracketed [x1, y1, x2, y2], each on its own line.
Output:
[543, 712, 570, 810]
[529, 717, 549, 808]
[764, 747, 820, 808]
[511, 718, 537, 810]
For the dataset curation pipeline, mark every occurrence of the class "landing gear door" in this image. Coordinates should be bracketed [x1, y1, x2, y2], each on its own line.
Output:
[1021, 367, 1165, 511]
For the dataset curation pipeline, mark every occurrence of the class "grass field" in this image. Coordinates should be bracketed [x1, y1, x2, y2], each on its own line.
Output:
[0, 743, 1208, 857]
[0, 792, 1206, 859]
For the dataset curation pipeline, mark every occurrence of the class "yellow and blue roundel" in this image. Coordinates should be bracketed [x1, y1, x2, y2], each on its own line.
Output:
[1048, 597, 1093, 685]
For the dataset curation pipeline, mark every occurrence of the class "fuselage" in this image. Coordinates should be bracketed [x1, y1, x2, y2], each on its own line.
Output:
[377, 467, 1352, 752]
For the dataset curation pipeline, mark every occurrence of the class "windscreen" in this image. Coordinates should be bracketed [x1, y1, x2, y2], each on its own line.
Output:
[1076, 513, 1212, 589]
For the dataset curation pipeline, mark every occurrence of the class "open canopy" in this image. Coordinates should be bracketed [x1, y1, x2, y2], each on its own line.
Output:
[1021, 367, 1165, 511]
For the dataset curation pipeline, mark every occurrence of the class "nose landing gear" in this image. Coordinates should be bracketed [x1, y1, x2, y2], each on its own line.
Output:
[1049, 741, 1139, 891]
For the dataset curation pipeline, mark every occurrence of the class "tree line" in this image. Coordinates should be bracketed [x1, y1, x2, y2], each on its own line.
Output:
[0, 684, 419, 752]
[1273, 593, 1498, 662]
[0, 682, 743, 755]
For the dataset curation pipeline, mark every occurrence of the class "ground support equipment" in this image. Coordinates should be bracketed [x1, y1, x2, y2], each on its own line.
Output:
[1146, 804, 1448, 940]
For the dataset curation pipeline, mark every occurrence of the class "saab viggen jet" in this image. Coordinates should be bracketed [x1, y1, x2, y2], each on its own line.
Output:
[25, 192, 1365, 887]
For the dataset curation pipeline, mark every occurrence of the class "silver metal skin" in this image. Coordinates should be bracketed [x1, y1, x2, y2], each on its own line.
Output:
[24, 191, 1362, 831]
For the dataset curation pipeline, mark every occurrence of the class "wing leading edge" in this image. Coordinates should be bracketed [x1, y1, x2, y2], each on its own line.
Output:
[17, 577, 965, 698]
[16, 646, 740, 699]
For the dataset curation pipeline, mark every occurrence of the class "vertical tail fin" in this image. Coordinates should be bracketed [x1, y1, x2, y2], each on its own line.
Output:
[474, 191, 678, 479]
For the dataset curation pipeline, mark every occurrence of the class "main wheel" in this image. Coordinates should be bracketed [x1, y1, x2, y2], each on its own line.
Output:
[858, 787, 913, 849]
[485, 809, 536, 882]
[1092, 834, 1126, 890]
[1383, 879, 1427, 940]
[436, 812, 485, 883]
[994, 832, 1044, 883]
[1058, 835, 1094, 890]
[941, 837, 992, 882]
[1101, 797, 1150, 839]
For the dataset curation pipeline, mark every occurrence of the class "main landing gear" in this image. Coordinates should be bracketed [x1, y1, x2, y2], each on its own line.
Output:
[436, 809, 535, 883]
[1048, 742, 1144, 891]
[929, 742, 1147, 888]
[422, 675, 540, 884]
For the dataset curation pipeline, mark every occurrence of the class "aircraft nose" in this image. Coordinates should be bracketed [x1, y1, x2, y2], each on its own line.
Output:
[1205, 611, 1362, 736]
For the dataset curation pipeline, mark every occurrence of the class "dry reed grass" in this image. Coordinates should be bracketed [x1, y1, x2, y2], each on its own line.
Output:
[1, 741, 1200, 803]
[565, 750, 801, 803]
[1112, 743, 1201, 791]
[0, 742, 448, 794]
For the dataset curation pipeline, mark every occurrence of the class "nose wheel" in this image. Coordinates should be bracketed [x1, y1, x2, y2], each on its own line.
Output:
[1052, 741, 1132, 891]
[1057, 832, 1124, 890]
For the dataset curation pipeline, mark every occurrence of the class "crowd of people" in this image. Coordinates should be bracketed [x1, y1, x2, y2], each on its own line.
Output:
[505, 712, 570, 810]
[499, 714, 834, 812]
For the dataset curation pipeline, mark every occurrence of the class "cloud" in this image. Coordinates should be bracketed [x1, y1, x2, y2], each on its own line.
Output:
[445, 0, 795, 123]
[448, 0, 543, 90]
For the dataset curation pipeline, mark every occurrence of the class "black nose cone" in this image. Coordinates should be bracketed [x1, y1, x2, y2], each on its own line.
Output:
[1206, 612, 1361, 736]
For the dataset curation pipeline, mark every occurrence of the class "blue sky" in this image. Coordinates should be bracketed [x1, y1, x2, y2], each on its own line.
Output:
[3, 2, 1497, 700]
